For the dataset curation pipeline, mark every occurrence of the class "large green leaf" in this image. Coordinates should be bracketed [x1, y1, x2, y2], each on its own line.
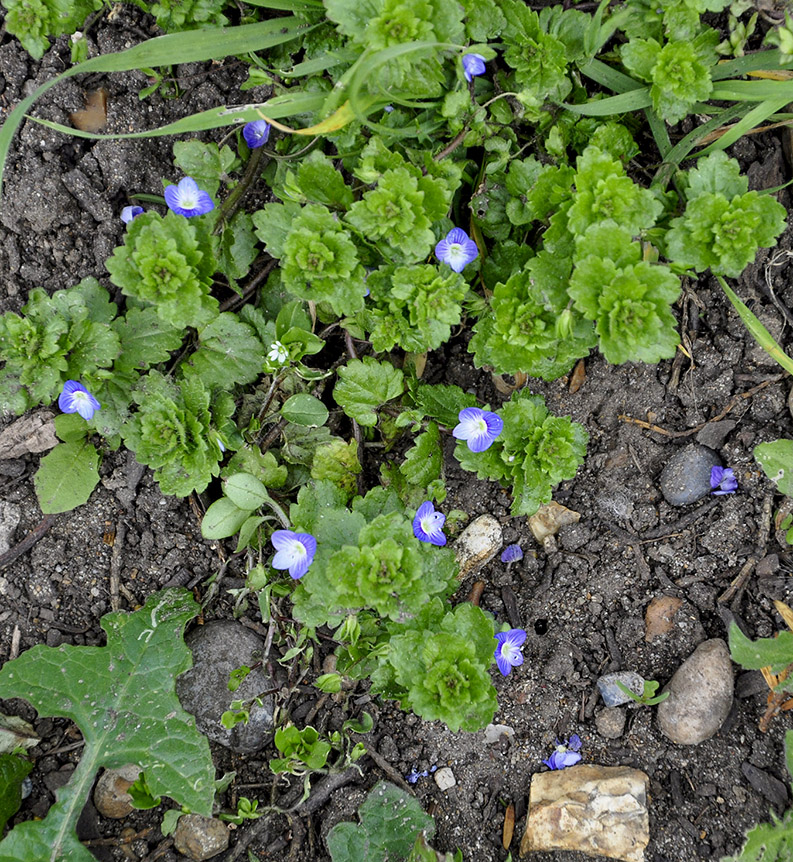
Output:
[729, 622, 793, 676]
[0, 590, 214, 862]
[33, 439, 100, 514]
[0, 756, 33, 834]
[186, 312, 266, 388]
[755, 440, 793, 498]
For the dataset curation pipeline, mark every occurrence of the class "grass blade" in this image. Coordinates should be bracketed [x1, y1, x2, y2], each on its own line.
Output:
[0, 18, 310, 197]
[718, 277, 793, 376]
[561, 87, 652, 115]
[696, 97, 790, 156]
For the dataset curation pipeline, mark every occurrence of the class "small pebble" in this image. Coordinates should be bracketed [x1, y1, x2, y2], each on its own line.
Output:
[454, 515, 502, 580]
[658, 444, 721, 506]
[434, 767, 456, 791]
[93, 764, 141, 819]
[173, 814, 229, 861]
[595, 708, 626, 739]
[596, 671, 645, 707]
[483, 723, 515, 745]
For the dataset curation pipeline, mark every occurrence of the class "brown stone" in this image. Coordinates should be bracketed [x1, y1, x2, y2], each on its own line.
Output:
[644, 595, 683, 642]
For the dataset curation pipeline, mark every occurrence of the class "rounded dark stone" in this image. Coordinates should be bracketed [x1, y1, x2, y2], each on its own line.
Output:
[658, 444, 721, 506]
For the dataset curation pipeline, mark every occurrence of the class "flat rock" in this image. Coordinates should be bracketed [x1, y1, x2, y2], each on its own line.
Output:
[657, 639, 734, 745]
[173, 814, 229, 861]
[454, 514, 502, 580]
[176, 620, 274, 753]
[520, 764, 650, 862]
[434, 767, 456, 790]
[658, 444, 721, 506]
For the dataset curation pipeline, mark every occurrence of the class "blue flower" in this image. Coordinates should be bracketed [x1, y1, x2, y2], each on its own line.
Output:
[271, 530, 317, 579]
[435, 227, 479, 273]
[501, 544, 523, 563]
[164, 177, 215, 218]
[413, 501, 447, 546]
[243, 120, 271, 150]
[406, 767, 428, 784]
[543, 735, 582, 770]
[462, 53, 487, 82]
[58, 380, 101, 421]
[494, 628, 526, 676]
[711, 466, 738, 496]
[453, 407, 503, 453]
[120, 205, 143, 224]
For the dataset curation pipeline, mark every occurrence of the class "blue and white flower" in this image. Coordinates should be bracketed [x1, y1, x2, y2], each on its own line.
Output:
[435, 227, 479, 273]
[494, 628, 527, 677]
[543, 735, 583, 770]
[462, 53, 487, 82]
[120, 205, 143, 224]
[412, 501, 447, 546]
[58, 380, 101, 421]
[453, 407, 503, 453]
[271, 530, 317, 580]
[243, 120, 271, 150]
[164, 177, 215, 218]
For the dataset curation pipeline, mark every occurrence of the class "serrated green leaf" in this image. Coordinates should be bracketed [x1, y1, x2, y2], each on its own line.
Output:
[0, 590, 214, 862]
[0, 755, 33, 834]
[187, 312, 265, 388]
[201, 497, 251, 539]
[224, 473, 270, 511]
[218, 211, 259, 284]
[281, 394, 329, 427]
[173, 140, 238, 198]
[334, 358, 404, 427]
[54, 413, 88, 444]
[282, 150, 354, 210]
[400, 423, 442, 488]
[755, 440, 793, 497]
[33, 439, 100, 514]
[729, 622, 793, 675]
[315, 673, 343, 693]
[311, 438, 361, 496]
[112, 307, 183, 374]
[327, 781, 434, 862]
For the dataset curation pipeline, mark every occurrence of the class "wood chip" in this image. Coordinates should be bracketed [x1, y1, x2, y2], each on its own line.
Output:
[70, 88, 108, 132]
[569, 358, 586, 393]
[503, 801, 515, 850]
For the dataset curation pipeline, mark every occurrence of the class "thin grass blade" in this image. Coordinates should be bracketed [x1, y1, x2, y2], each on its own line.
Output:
[696, 97, 790, 155]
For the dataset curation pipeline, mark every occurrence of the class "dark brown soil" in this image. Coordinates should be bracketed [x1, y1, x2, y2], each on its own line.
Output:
[1, 8, 793, 861]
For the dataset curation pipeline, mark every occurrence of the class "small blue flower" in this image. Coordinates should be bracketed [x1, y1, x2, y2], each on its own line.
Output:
[462, 53, 487, 82]
[435, 227, 479, 273]
[413, 501, 447, 546]
[711, 465, 738, 496]
[58, 380, 101, 421]
[494, 628, 526, 676]
[406, 767, 428, 784]
[501, 544, 523, 563]
[243, 120, 271, 150]
[120, 205, 143, 224]
[164, 177, 215, 218]
[271, 529, 317, 579]
[453, 407, 503, 453]
[543, 735, 582, 770]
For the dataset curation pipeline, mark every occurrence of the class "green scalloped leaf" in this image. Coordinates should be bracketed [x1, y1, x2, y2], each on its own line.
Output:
[0, 589, 214, 862]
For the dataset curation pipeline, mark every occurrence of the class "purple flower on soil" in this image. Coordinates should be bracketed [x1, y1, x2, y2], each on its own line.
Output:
[435, 227, 479, 273]
[501, 544, 523, 563]
[413, 501, 447, 546]
[711, 465, 737, 496]
[58, 380, 101, 421]
[120, 205, 143, 224]
[494, 628, 527, 676]
[453, 407, 503, 453]
[543, 735, 583, 770]
[462, 53, 487, 82]
[271, 529, 317, 579]
[243, 120, 271, 149]
[406, 767, 428, 784]
[164, 177, 215, 218]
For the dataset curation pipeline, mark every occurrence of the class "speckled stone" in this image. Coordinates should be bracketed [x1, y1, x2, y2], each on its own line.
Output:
[173, 814, 229, 861]
[595, 708, 627, 739]
[657, 639, 734, 745]
[658, 444, 721, 506]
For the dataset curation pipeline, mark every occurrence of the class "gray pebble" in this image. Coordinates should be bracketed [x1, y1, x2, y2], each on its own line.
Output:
[176, 621, 274, 753]
[596, 671, 645, 707]
[173, 814, 229, 861]
[658, 444, 721, 506]
[595, 707, 626, 739]
[657, 639, 734, 745]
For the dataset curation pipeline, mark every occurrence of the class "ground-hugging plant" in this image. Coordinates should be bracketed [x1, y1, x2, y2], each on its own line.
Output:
[0, 3, 792, 849]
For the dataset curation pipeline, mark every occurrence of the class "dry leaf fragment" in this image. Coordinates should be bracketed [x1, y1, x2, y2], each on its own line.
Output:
[569, 359, 586, 394]
[0, 713, 39, 754]
[70, 88, 108, 132]
[503, 802, 515, 850]
[0, 410, 58, 459]
[644, 595, 683, 642]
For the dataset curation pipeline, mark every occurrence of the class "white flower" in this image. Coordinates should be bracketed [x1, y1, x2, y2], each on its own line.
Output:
[267, 341, 289, 364]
